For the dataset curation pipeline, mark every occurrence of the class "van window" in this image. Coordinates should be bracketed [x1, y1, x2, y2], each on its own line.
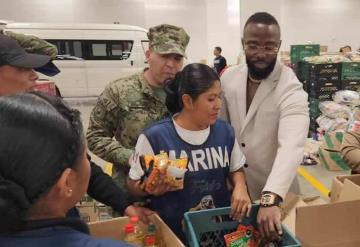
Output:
[46, 39, 133, 60]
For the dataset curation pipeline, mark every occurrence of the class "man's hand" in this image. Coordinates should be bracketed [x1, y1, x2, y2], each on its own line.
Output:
[257, 206, 282, 242]
[124, 205, 155, 224]
[230, 185, 252, 221]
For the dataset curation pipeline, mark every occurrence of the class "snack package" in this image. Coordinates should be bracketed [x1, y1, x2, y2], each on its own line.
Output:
[165, 158, 188, 189]
[224, 225, 261, 247]
[140, 152, 188, 193]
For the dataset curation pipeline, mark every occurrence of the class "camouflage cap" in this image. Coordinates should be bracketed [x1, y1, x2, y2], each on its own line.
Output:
[147, 24, 190, 57]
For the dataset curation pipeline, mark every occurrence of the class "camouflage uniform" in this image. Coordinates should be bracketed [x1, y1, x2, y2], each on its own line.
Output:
[86, 24, 190, 191]
[1, 30, 58, 59]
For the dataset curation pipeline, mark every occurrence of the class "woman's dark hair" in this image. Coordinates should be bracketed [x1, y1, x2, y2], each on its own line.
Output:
[0, 92, 84, 233]
[165, 63, 220, 114]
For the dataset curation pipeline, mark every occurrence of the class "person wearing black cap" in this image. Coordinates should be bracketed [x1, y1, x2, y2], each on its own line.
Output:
[0, 92, 132, 247]
[0, 34, 153, 222]
[0, 34, 51, 95]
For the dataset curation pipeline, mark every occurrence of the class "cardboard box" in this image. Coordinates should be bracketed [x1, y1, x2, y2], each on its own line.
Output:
[77, 202, 99, 223]
[322, 132, 343, 152]
[89, 214, 184, 247]
[296, 200, 360, 247]
[318, 132, 350, 171]
[282, 193, 360, 247]
[318, 147, 349, 171]
[281, 194, 327, 234]
[330, 174, 360, 202]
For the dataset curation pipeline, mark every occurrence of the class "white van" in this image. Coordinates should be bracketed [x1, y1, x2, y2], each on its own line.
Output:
[4, 22, 148, 97]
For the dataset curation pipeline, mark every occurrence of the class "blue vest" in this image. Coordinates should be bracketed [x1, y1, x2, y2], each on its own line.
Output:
[143, 118, 235, 242]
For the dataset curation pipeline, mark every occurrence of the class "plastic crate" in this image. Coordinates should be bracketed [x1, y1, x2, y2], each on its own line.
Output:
[309, 63, 341, 78]
[184, 205, 300, 247]
[341, 79, 360, 92]
[308, 80, 341, 101]
[341, 62, 360, 80]
[290, 44, 320, 64]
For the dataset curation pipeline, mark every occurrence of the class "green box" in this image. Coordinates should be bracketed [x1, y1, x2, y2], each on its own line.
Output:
[290, 44, 320, 64]
[341, 62, 360, 80]
[184, 206, 300, 247]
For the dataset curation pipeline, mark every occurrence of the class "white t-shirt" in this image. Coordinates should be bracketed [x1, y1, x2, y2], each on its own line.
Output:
[129, 119, 246, 180]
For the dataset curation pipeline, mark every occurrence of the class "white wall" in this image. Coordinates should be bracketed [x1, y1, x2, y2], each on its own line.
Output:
[282, 0, 360, 52]
[1, 0, 359, 62]
[240, 0, 360, 52]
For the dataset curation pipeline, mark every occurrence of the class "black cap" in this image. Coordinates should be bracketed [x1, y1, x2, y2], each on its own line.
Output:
[0, 34, 51, 68]
[35, 61, 61, 77]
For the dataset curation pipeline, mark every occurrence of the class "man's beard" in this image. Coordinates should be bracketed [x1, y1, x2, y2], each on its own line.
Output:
[246, 57, 277, 80]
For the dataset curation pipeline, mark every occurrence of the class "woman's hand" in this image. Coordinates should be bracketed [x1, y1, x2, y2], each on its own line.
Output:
[146, 174, 172, 196]
[124, 205, 155, 224]
[230, 185, 252, 221]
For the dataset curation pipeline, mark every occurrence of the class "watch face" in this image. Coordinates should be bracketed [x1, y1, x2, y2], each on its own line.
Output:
[261, 194, 275, 205]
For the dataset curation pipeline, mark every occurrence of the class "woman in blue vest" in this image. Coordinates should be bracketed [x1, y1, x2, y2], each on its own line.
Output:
[0, 92, 131, 247]
[127, 63, 252, 242]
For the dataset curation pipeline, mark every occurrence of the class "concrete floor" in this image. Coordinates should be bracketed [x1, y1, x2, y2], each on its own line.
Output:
[66, 98, 351, 201]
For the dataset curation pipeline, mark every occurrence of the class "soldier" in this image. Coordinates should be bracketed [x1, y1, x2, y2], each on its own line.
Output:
[86, 24, 190, 194]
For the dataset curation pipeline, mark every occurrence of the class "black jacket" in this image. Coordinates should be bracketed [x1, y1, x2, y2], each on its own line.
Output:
[87, 155, 133, 213]
[214, 55, 227, 75]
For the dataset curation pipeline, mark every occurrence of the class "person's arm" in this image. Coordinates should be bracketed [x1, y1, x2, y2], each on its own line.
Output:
[228, 139, 251, 221]
[3, 30, 58, 59]
[341, 131, 360, 171]
[262, 82, 309, 199]
[127, 134, 171, 197]
[87, 155, 154, 223]
[258, 76, 309, 241]
[87, 155, 133, 214]
[86, 83, 133, 166]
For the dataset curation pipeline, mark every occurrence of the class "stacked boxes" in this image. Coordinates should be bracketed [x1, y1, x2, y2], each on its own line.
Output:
[303, 63, 341, 135]
[341, 62, 360, 92]
[294, 61, 360, 135]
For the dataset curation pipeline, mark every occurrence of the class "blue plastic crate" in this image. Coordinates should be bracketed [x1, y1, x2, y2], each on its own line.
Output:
[184, 205, 300, 247]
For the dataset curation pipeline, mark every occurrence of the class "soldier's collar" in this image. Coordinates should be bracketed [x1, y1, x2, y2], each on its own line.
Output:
[140, 68, 156, 95]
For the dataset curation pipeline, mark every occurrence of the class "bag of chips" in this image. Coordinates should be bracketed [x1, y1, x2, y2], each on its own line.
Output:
[140, 152, 188, 193]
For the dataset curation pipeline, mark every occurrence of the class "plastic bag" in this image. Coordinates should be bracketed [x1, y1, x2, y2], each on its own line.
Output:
[332, 90, 360, 106]
[316, 115, 347, 132]
[318, 101, 351, 119]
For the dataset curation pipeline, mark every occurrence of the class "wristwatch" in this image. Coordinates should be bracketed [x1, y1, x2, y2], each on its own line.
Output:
[260, 192, 282, 207]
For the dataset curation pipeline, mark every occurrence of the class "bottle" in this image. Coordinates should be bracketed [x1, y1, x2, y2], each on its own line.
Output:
[130, 216, 145, 241]
[144, 235, 158, 247]
[145, 223, 161, 247]
[123, 223, 143, 246]
[147, 223, 156, 236]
